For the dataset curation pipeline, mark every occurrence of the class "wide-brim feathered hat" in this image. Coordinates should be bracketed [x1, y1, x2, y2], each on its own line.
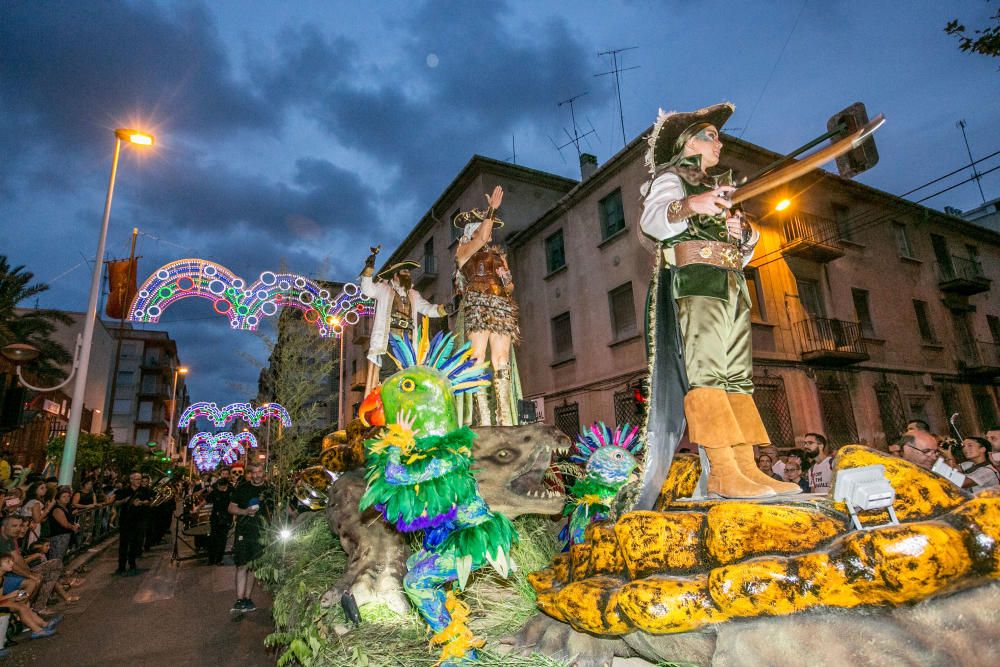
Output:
[376, 260, 420, 281]
[452, 208, 505, 229]
[644, 102, 735, 175]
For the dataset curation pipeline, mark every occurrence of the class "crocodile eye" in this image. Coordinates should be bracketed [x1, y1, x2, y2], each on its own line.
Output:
[400, 378, 416, 393]
[495, 448, 513, 460]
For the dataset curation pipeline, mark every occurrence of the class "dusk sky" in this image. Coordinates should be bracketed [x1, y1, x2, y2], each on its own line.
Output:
[2, 1, 998, 406]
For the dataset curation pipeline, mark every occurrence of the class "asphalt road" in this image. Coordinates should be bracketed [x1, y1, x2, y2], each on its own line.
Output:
[7, 532, 274, 666]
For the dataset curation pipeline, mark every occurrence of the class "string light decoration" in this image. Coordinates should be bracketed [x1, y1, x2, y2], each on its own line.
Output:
[177, 401, 292, 429]
[188, 431, 258, 471]
[128, 259, 374, 337]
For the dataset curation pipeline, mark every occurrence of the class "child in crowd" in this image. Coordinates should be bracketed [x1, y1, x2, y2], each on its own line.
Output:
[26, 540, 79, 603]
[0, 552, 59, 643]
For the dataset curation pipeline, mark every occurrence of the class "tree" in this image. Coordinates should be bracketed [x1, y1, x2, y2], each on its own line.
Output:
[47, 432, 155, 481]
[256, 309, 340, 506]
[946, 6, 1000, 59]
[0, 256, 72, 382]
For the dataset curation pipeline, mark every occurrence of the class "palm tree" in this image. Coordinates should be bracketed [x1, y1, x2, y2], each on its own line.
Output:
[0, 256, 73, 383]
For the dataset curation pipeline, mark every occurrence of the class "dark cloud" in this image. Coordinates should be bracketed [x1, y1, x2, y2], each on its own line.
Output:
[0, 1, 273, 192]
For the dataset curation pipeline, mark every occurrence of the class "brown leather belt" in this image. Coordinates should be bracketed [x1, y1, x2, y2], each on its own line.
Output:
[670, 240, 743, 270]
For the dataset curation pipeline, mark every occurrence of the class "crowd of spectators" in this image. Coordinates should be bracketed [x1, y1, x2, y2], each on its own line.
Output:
[755, 420, 1000, 495]
[0, 468, 114, 656]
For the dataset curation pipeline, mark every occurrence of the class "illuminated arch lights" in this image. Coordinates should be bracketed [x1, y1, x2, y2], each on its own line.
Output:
[177, 401, 292, 429]
[188, 431, 258, 470]
[128, 259, 373, 337]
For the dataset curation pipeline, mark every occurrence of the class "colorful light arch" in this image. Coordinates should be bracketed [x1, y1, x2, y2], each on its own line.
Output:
[188, 431, 258, 470]
[128, 259, 373, 337]
[177, 401, 292, 429]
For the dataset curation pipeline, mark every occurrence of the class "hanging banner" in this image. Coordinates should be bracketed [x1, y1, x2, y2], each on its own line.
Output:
[105, 258, 138, 319]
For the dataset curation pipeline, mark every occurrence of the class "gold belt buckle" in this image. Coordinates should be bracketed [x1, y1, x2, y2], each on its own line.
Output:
[699, 246, 713, 259]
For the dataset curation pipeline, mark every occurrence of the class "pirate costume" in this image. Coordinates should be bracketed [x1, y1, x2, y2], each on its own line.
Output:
[635, 102, 801, 506]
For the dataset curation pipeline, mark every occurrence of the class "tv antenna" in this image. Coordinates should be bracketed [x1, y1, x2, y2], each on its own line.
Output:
[956, 119, 986, 204]
[595, 46, 639, 147]
[553, 92, 597, 160]
[504, 135, 517, 164]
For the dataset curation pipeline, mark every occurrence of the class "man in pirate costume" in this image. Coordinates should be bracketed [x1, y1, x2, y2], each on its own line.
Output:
[360, 256, 449, 395]
[636, 102, 801, 506]
[454, 186, 520, 426]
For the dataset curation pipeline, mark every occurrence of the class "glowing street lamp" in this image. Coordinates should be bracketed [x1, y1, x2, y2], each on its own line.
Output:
[775, 199, 791, 212]
[59, 127, 155, 485]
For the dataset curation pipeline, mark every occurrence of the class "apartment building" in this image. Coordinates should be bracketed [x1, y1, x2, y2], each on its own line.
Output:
[106, 327, 189, 452]
[340, 135, 1000, 450]
[508, 133, 1000, 447]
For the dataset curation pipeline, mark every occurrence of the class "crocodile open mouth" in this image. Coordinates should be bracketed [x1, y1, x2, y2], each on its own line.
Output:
[508, 443, 568, 500]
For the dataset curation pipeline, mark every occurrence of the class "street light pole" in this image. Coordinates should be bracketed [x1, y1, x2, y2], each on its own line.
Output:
[167, 366, 188, 458]
[59, 129, 154, 485]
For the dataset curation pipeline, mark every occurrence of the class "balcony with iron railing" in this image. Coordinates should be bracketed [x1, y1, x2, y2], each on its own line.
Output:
[778, 212, 845, 262]
[793, 317, 869, 365]
[937, 255, 991, 296]
[413, 254, 439, 289]
[957, 340, 1000, 377]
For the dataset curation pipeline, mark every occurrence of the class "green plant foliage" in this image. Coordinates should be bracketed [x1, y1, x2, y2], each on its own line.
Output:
[256, 513, 565, 666]
[47, 431, 154, 480]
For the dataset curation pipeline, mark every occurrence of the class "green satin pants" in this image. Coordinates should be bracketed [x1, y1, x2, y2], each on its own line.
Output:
[675, 270, 754, 394]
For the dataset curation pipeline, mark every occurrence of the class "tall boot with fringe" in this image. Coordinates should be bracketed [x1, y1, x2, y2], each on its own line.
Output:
[493, 364, 514, 426]
[474, 389, 492, 427]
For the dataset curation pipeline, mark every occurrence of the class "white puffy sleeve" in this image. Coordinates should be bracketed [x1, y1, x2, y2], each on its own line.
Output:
[639, 172, 689, 242]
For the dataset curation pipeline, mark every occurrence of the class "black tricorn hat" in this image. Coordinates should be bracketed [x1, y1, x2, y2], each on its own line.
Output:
[644, 102, 735, 173]
[452, 208, 505, 229]
[376, 260, 419, 281]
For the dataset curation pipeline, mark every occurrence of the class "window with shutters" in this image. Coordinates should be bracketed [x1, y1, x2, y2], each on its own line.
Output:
[913, 300, 937, 343]
[874, 381, 907, 444]
[752, 375, 794, 449]
[972, 389, 998, 434]
[551, 312, 574, 363]
[893, 222, 914, 258]
[599, 189, 626, 240]
[818, 378, 859, 447]
[614, 390, 640, 429]
[545, 230, 566, 273]
[608, 282, 637, 341]
[554, 403, 581, 440]
[852, 288, 875, 338]
[745, 268, 767, 322]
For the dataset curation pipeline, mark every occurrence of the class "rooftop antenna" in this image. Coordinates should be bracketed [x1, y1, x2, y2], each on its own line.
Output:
[504, 135, 517, 164]
[956, 119, 986, 204]
[595, 46, 640, 147]
[555, 92, 596, 160]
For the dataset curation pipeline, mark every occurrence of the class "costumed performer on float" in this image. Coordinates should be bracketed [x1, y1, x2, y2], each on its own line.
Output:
[453, 186, 520, 426]
[636, 102, 801, 507]
[360, 247, 450, 395]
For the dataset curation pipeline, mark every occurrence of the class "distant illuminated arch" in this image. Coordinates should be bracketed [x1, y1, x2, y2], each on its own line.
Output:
[178, 401, 293, 429]
[129, 259, 373, 337]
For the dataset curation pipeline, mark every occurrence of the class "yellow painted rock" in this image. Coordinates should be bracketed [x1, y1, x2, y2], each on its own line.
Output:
[708, 552, 859, 617]
[528, 554, 570, 622]
[653, 453, 701, 509]
[555, 575, 631, 635]
[569, 543, 592, 582]
[617, 575, 726, 633]
[947, 496, 1000, 576]
[833, 445, 968, 521]
[614, 511, 704, 578]
[584, 522, 627, 577]
[831, 522, 971, 604]
[531, 447, 1000, 637]
[705, 503, 846, 566]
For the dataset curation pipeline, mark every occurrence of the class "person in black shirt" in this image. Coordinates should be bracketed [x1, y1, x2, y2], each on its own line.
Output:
[227, 462, 271, 612]
[114, 471, 154, 575]
[205, 475, 234, 566]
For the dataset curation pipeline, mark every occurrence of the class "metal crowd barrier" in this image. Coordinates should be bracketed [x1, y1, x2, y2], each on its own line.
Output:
[63, 503, 118, 562]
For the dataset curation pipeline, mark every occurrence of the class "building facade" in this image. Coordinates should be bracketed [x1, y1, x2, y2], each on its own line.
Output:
[106, 327, 189, 453]
[341, 136, 1000, 451]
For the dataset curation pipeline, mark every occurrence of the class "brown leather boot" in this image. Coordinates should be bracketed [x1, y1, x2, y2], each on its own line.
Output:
[474, 390, 492, 427]
[731, 443, 803, 495]
[727, 393, 802, 495]
[702, 445, 775, 499]
[685, 387, 774, 499]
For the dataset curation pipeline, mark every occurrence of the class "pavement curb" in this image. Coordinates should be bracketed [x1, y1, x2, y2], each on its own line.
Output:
[64, 532, 117, 574]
